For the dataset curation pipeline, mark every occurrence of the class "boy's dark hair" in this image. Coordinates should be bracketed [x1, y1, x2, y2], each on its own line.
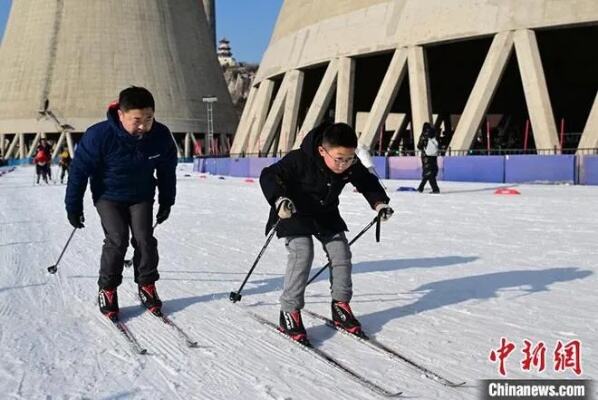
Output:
[321, 123, 358, 148]
[119, 86, 155, 111]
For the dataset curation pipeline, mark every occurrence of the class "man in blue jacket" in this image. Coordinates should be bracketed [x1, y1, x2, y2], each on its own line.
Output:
[65, 86, 177, 321]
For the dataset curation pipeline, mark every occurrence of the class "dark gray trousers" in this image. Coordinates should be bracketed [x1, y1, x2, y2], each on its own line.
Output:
[95, 199, 159, 289]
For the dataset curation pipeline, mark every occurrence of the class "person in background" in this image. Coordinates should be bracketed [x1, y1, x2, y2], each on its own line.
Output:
[416, 122, 440, 193]
[58, 147, 71, 184]
[35, 138, 53, 183]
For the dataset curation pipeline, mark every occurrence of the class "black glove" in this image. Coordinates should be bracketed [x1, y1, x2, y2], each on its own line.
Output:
[156, 205, 171, 224]
[68, 212, 85, 229]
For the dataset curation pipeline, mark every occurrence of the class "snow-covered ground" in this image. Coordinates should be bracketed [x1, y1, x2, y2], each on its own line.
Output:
[0, 165, 596, 399]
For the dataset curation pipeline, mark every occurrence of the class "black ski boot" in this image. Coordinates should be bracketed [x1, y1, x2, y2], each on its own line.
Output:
[331, 300, 364, 337]
[279, 310, 309, 345]
[98, 288, 119, 321]
[138, 283, 162, 315]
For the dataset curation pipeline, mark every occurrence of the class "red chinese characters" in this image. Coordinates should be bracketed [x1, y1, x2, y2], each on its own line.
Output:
[554, 339, 582, 376]
[521, 339, 546, 372]
[489, 337, 516, 376]
[489, 338, 583, 376]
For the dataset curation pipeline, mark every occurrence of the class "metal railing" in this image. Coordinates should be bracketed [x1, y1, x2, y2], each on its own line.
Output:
[203, 147, 598, 159]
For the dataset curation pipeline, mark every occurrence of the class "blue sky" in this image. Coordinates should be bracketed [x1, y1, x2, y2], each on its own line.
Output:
[0, 0, 282, 63]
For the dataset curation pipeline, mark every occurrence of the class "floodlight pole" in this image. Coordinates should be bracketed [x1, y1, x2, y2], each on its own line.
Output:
[202, 96, 218, 155]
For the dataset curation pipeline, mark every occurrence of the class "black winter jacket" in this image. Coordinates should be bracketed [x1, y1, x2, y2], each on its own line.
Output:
[260, 125, 390, 237]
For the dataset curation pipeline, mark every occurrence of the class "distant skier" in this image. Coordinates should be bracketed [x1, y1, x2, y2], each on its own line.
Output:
[58, 148, 71, 184]
[416, 122, 440, 193]
[34, 139, 52, 184]
[65, 86, 177, 321]
[260, 122, 394, 343]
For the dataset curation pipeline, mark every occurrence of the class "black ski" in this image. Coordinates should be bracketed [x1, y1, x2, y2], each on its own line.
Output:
[303, 309, 466, 388]
[150, 311, 199, 348]
[108, 317, 147, 355]
[247, 311, 402, 398]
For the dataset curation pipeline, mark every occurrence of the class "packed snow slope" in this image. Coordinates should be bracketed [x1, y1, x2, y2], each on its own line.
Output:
[0, 165, 596, 399]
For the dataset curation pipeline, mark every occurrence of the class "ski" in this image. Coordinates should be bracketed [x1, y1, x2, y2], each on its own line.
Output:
[109, 318, 147, 355]
[246, 310, 402, 398]
[303, 309, 466, 388]
[150, 311, 199, 348]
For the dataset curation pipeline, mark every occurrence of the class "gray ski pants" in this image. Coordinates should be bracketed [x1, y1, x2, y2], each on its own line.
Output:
[280, 233, 352, 312]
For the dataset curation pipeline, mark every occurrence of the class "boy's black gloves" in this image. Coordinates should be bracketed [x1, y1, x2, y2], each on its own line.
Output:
[375, 203, 394, 222]
[156, 205, 171, 224]
[275, 197, 296, 219]
[68, 212, 85, 228]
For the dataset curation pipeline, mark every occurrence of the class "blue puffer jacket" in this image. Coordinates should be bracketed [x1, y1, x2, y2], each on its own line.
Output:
[65, 105, 177, 214]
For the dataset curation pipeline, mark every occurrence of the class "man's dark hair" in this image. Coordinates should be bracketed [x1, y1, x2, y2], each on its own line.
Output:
[321, 123, 358, 148]
[119, 86, 155, 111]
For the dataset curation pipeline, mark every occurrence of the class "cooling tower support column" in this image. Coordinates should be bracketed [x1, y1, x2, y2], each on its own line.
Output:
[5, 134, 18, 159]
[577, 94, 598, 153]
[336, 57, 355, 127]
[247, 80, 275, 154]
[360, 48, 408, 149]
[185, 133, 192, 158]
[18, 134, 26, 159]
[280, 70, 304, 154]
[52, 132, 66, 159]
[27, 133, 41, 158]
[65, 131, 75, 157]
[258, 75, 290, 155]
[449, 31, 514, 152]
[294, 59, 339, 148]
[513, 29, 560, 152]
[408, 46, 432, 148]
[230, 86, 258, 156]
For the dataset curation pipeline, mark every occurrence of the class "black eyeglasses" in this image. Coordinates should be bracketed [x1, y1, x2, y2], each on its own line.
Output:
[321, 147, 357, 166]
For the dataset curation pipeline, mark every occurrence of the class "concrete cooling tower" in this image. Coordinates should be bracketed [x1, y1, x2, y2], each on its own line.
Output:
[0, 0, 237, 160]
[232, 0, 598, 157]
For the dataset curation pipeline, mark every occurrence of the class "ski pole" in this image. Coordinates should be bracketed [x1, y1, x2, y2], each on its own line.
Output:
[124, 221, 159, 268]
[375, 209, 382, 243]
[306, 214, 381, 286]
[47, 227, 77, 274]
[229, 219, 281, 303]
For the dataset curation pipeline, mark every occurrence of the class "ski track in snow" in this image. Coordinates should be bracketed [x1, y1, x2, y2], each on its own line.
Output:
[0, 165, 596, 399]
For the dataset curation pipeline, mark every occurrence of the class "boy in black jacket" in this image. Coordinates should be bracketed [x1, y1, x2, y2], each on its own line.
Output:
[260, 123, 393, 343]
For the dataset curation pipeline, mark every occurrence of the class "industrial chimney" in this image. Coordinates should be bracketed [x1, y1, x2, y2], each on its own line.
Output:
[0, 0, 237, 159]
